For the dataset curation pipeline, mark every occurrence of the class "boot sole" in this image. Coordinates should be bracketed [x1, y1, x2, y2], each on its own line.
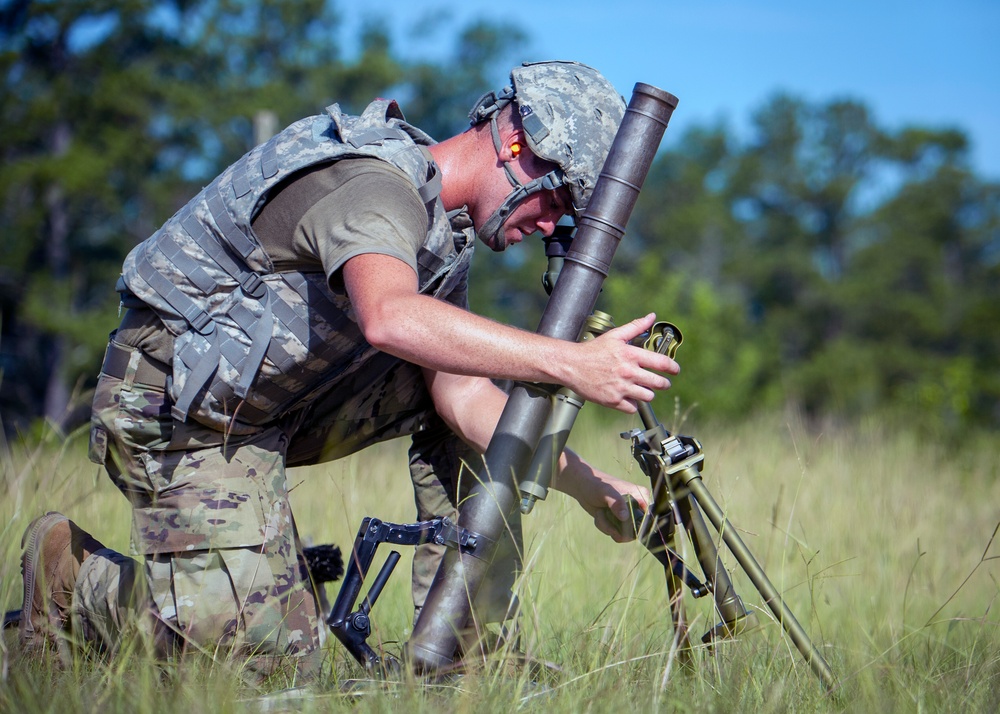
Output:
[19, 511, 69, 644]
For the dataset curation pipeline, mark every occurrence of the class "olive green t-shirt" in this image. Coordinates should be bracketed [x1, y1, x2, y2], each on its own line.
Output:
[251, 157, 428, 283]
[118, 157, 430, 362]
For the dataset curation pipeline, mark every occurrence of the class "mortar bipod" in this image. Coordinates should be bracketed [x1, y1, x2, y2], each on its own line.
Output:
[625, 401, 838, 691]
[328, 516, 480, 673]
[622, 423, 760, 647]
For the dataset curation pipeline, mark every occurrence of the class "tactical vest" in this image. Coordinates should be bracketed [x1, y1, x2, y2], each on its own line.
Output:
[120, 100, 474, 434]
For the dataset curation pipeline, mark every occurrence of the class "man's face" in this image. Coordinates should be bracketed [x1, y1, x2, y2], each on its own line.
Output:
[476, 150, 573, 252]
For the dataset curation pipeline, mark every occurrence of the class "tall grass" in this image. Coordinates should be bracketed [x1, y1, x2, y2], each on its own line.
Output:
[1, 411, 998, 712]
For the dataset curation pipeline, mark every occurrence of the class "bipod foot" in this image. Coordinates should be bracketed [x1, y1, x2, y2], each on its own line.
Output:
[337, 676, 410, 699]
[702, 608, 761, 648]
[241, 685, 317, 714]
[240, 679, 406, 713]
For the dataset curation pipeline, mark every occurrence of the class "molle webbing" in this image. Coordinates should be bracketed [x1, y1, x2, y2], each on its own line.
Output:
[120, 100, 465, 432]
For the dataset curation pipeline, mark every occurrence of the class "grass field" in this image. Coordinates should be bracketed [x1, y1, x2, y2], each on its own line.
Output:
[1, 409, 998, 712]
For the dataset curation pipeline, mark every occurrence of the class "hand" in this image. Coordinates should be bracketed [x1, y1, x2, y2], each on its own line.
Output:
[574, 471, 650, 543]
[554, 452, 651, 543]
[569, 313, 680, 413]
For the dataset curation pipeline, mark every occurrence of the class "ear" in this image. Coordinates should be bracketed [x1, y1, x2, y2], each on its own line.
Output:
[497, 130, 527, 163]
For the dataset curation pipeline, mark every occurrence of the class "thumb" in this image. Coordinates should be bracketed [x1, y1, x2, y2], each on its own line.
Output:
[610, 495, 632, 522]
[606, 494, 645, 528]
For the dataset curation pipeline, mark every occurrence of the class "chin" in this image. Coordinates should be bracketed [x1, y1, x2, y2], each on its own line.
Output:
[509, 226, 532, 244]
[480, 233, 507, 252]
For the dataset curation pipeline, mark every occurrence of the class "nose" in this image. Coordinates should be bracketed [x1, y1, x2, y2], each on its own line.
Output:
[536, 218, 558, 237]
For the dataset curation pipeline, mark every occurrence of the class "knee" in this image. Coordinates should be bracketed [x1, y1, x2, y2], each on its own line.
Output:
[150, 548, 322, 662]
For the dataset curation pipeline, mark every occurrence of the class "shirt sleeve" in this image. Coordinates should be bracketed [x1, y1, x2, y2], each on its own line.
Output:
[300, 166, 427, 284]
[273, 159, 430, 288]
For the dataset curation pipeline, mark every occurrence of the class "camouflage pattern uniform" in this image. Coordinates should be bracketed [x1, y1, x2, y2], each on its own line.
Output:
[85, 332, 481, 676]
[86, 353, 325, 677]
[79, 98, 476, 678]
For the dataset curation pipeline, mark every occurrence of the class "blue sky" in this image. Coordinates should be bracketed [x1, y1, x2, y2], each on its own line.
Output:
[337, 1, 1000, 180]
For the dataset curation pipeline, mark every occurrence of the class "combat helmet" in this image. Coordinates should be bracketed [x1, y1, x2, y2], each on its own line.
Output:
[469, 60, 625, 249]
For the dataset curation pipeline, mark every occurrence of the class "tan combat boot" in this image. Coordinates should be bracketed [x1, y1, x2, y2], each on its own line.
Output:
[19, 511, 106, 658]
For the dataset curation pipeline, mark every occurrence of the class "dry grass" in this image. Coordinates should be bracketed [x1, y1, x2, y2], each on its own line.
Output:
[1, 410, 998, 712]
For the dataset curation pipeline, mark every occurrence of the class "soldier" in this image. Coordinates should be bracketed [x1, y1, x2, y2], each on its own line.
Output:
[18, 61, 678, 679]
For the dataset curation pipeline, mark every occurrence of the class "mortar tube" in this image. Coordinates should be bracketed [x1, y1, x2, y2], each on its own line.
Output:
[406, 83, 679, 672]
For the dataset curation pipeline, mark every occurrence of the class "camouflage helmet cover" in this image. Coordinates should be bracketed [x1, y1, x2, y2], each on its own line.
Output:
[469, 60, 626, 215]
[510, 61, 625, 212]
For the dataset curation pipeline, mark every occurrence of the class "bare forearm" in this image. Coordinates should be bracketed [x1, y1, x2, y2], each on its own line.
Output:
[370, 293, 569, 384]
[429, 375, 620, 501]
[343, 252, 678, 413]
[426, 369, 649, 542]
[550, 449, 593, 499]
[424, 369, 507, 452]
[553, 448, 650, 542]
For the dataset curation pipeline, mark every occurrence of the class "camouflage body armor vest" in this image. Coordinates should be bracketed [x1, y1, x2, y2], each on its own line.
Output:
[120, 100, 473, 434]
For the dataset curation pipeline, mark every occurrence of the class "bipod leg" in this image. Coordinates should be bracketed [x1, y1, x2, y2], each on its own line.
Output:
[327, 518, 395, 674]
[636, 500, 693, 661]
[628, 404, 756, 658]
[626, 327, 836, 692]
[663, 549, 692, 662]
[673, 492, 758, 643]
[678, 469, 838, 692]
[635, 485, 694, 662]
[329, 516, 482, 676]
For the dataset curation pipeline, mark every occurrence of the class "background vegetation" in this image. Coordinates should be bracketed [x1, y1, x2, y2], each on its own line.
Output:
[1, 415, 998, 711]
[1, 0, 998, 438]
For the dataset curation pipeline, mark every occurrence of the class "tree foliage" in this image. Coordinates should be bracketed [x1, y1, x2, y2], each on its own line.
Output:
[0, 0, 518, 433]
[596, 93, 1000, 431]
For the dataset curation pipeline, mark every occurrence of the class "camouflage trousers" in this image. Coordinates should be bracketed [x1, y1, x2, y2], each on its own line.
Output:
[79, 338, 479, 679]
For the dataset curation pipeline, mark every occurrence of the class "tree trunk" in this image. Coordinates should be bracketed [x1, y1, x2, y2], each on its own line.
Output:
[42, 120, 71, 429]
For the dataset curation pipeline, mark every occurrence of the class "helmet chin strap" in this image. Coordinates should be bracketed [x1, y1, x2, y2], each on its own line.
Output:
[478, 115, 563, 251]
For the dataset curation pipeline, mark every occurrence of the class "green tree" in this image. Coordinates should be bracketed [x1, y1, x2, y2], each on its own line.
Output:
[601, 124, 766, 421]
[612, 93, 1000, 430]
[0, 0, 404, 432]
[0, 0, 533, 434]
[724, 96, 883, 398]
[1, 0, 210, 430]
[842, 134, 1000, 428]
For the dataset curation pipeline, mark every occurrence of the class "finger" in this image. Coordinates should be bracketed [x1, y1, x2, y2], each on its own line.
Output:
[615, 507, 638, 540]
[636, 349, 680, 376]
[592, 510, 616, 540]
[630, 386, 657, 404]
[614, 398, 639, 415]
[628, 366, 671, 394]
[607, 313, 656, 342]
[647, 374, 672, 391]
[595, 511, 630, 543]
[594, 507, 635, 543]
[631, 487, 652, 511]
[617, 495, 647, 533]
